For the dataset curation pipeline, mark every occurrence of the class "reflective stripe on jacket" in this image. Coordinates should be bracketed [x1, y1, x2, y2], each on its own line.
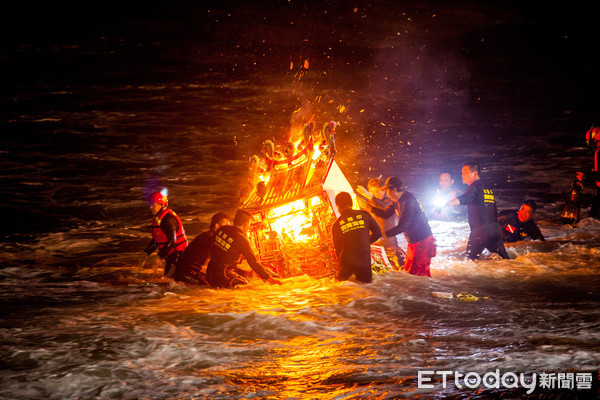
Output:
[151, 208, 188, 255]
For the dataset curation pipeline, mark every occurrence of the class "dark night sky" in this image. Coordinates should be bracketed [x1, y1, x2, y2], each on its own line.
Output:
[4, 1, 598, 121]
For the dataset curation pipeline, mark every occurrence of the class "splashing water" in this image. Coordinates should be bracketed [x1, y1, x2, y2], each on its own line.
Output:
[1, 218, 599, 399]
[3, 1, 600, 398]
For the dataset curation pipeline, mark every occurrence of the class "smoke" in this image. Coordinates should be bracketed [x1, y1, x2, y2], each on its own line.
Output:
[366, 39, 471, 149]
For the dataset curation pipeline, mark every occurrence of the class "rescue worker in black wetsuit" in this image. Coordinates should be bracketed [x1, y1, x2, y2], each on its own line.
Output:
[576, 126, 600, 220]
[497, 200, 545, 243]
[172, 212, 229, 285]
[361, 177, 435, 277]
[447, 162, 509, 260]
[144, 191, 189, 277]
[331, 191, 381, 283]
[206, 209, 281, 288]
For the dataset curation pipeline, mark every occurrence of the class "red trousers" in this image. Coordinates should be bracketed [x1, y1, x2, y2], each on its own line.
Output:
[404, 235, 435, 277]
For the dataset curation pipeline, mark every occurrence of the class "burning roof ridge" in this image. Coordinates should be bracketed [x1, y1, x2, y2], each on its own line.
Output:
[239, 120, 339, 211]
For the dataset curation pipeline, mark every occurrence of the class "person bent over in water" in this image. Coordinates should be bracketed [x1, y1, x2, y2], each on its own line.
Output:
[173, 211, 230, 285]
[497, 200, 545, 243]
[206, 209, 281, 288]
[447, 162, 509, 260]
[332, 191, 381, 283]
[365, 177, 435, 277]
[358, 178, 405, 270]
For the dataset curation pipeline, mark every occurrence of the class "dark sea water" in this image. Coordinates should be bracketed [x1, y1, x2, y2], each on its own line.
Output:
[2, 1, 600, 399]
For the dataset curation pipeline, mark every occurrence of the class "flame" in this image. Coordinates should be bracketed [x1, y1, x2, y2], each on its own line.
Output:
[311, 145, 322, 160]
[242, 121, 343, 278]
[268, 198, 316, 243]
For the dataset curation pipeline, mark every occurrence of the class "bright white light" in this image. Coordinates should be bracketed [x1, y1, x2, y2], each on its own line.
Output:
[433, 193, 447, 208]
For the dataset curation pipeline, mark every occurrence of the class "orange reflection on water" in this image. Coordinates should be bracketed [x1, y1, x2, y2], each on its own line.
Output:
[215, 330, 422, 399]
[239, 336, 369, 395]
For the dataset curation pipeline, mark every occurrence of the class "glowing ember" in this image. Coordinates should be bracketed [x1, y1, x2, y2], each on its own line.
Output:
[240, 121, 390, 278]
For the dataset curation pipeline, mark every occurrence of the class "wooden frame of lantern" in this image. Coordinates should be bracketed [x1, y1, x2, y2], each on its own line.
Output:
[240, 121, 391, 278]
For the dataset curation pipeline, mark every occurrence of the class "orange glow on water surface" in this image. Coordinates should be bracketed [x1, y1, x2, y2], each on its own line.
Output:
[126, 280, 424, 399]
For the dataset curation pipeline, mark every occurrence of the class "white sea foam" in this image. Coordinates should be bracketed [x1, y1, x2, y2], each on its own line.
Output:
[2, 3, 600, 397]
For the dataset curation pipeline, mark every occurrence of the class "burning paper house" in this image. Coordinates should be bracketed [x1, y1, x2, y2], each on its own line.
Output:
[240, 121, 391, 278]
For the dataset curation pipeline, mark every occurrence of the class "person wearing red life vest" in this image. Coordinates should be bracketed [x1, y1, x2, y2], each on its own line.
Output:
[144, 190, 188, 277]
[576, 126, 600, 220]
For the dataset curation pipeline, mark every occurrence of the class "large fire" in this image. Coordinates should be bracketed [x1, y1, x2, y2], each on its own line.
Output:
[240, 121, 390, 278]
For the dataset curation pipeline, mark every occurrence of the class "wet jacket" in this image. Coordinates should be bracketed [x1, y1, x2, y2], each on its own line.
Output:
[457, 179, 499, 230]
[497, 210, 545, 242]
[173, 230, 214, 282]
[369, 191, 432, 244]
[147, 208, 188, 257]
[206, 225, 271, 284]
[332, 208, 381, 267]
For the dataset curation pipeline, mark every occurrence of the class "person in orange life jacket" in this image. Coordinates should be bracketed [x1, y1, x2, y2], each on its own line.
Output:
[206, 209, 281, 288]
[446, 162, 509, 260]
[363, 177, 435, 277]
[576, 126, 600, 220]
[173, 211, 230, 285]
[356, 178, 405, 270]
[497, 200, 545, 243]
[331, 191, 381, 283]
[144, 191, 188, 277]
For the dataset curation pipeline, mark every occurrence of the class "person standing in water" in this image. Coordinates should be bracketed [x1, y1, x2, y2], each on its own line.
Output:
[446, 162, 509, 260]
[431, 171, 464, 221]
[144, 190, 189, 277]
[362, 177, 435, 277]
[331, 191, 381, 283]
[576, 126, 600, 220]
